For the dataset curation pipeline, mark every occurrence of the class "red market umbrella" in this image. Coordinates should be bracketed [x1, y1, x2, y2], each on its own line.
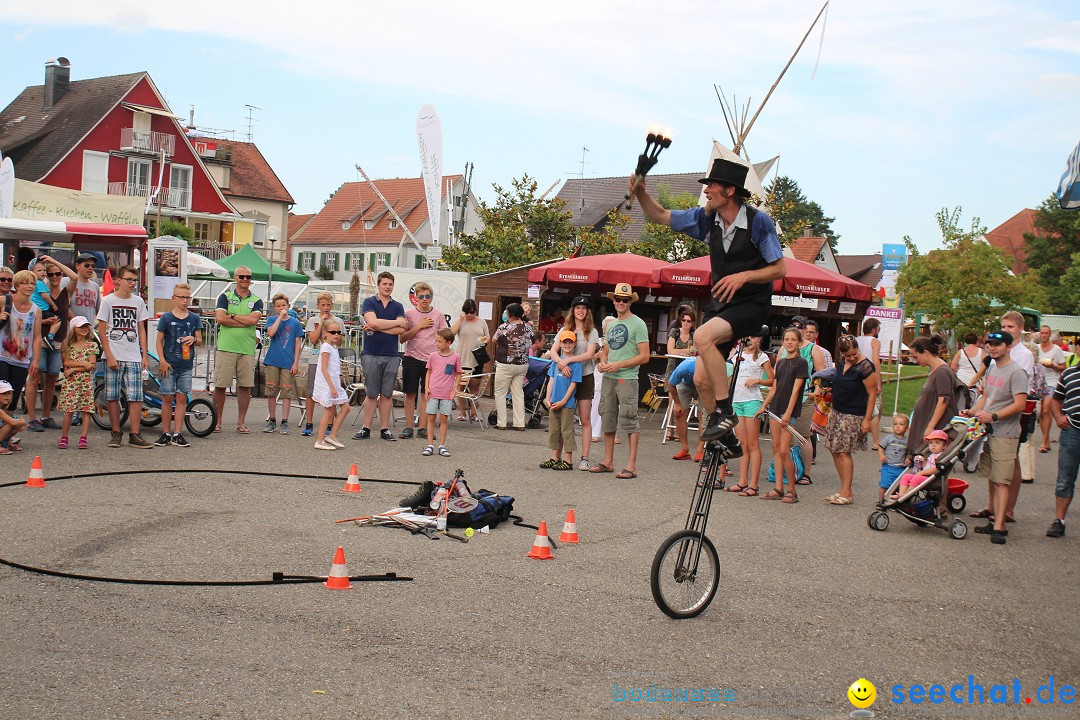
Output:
[527, 251, 667, 290]
[651, 256, 874, 302]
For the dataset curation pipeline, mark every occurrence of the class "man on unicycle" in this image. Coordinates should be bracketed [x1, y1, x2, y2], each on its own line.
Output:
[631, 158, 785, 454]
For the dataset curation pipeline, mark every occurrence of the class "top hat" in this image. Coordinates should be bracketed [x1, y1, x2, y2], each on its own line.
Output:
[606, 282, 639, 304]
[698, 158, 752, 198]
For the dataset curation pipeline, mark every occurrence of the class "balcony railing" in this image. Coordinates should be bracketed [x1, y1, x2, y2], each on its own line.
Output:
[108, 181, 149, 198]
[120, 127, 175, 156]
[107, 182, 190, 210]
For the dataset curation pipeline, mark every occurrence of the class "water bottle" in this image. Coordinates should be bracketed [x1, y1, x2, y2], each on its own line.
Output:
[430, 483, 447, 511]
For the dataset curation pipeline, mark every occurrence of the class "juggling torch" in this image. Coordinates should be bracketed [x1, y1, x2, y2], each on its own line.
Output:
[624, 126, 672, 209]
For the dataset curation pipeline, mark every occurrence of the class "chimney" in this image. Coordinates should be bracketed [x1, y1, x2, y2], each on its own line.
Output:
[43, 57, 71, 110]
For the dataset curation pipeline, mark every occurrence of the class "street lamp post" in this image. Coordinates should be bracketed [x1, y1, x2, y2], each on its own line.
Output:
[266, 225, 281, 303]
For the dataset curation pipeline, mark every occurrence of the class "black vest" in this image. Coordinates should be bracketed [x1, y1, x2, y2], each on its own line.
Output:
[708, 204, 773, 307]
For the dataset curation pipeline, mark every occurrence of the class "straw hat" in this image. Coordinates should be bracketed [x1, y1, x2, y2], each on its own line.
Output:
[605, 282, 639, 304]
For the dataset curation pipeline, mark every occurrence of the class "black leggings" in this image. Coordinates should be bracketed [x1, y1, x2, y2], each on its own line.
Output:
[0, 362, 29, 412]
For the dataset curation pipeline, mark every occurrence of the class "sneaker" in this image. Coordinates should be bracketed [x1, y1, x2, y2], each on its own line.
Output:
[991, 529, 1007, 545]
[399, 480, 435, 509]
[701, 411, 737, 442]
[540, 458, 558, 469]
[27, 419, 44, 432]
[1047, 519, 1066, 538]
[438, 446, 451, 457]
[302, 423, 314, 437]
[128, 433, 153, 449]
[974, 523, 1007, 536]
[264, 419, 277, 433]
[399, 427, 414, 439]
[109, 431, 123, 448]
[41, 417, 61, 430]
[279, 421, 290, 435]
[380, 429, 396, 441]
[57, 436, 68, 449]
[78, 436, 88, 450]
[552, 459, 571, 470]
[71, 412, 83, 426]
[314, 441, 335, 451]
[716, 430, 743, 459]
[353, 428, 371, 440]
[171, 433, 190, 448]
[417, 428, 428, 439]
[41, 335, 55, 351]
[422, 445, 434, 456]
[153, 432, 171, 447]
[578, 457, 592, 471]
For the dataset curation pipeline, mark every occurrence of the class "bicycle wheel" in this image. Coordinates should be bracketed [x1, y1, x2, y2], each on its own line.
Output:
[184, 398, 217, 438]
[650, 529, 720, 619]
[92, 384, 128, 430]
[140, 390, 163, 427]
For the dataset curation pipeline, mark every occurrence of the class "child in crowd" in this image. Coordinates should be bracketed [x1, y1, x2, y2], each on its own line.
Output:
[155, 283, 202, 447]
[312, 320, 349, 450]
[540, 330, 581, 470]
[263, 293, 304, 434]
[878, 414, 910, 503]
[57, 316, 98, 449]
[892, 429, 950, 500]
[755, 327, 809, 503]
[423, 328, 461, 457]
[0, 381, 26, 454]
[31, 260, 58, 350]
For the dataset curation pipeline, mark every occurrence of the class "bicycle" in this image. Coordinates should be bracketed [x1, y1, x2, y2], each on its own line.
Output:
[91, 352, 217, 438]
[650, 327, 769, 619]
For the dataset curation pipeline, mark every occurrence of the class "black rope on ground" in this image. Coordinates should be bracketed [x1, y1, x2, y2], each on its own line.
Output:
[0, 468, 418, 490]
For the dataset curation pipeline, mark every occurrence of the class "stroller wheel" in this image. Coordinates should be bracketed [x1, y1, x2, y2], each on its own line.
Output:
[948, 494, 967, 514]
[528, 417, 541, 429]
[869, 511, 889, 532]
[949, 520, 968, 540]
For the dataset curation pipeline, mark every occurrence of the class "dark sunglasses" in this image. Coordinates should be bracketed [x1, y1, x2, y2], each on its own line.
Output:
[416, 294, 432, 299]
[612, 297, 631, 303]
[324, 330, 343, 335]
[47, 272, 63, 277]
[0, 278, 12, 283]
[236, 274, 252, 280]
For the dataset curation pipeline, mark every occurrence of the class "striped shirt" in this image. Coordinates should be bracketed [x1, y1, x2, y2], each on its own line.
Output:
[1052, 366, 1080, 430]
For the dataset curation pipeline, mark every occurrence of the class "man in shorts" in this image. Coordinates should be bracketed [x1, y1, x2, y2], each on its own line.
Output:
[262, 292, 303, 434]
[967, 330, 1029, 545]
[632, 157, 785, 453]
[1047, 362, 1080, 537]
[788, 315, 824, 481]
[354, 271, 406, 441]
[97, 264, 152, 449]
[213, 266, 264, 433]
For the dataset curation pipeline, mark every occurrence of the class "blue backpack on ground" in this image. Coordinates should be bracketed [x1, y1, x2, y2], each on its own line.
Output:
[447, 490, 515, 528]
[767, 447, 806, 485]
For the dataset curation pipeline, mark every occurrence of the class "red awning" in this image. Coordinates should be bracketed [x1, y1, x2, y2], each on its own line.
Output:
[651, 256, 874, 302]
[527, 252, 668, 289]
[0, 218, 147, 247]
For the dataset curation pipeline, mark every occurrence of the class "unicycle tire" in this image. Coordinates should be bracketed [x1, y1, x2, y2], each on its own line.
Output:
[650, 529, 720, 619]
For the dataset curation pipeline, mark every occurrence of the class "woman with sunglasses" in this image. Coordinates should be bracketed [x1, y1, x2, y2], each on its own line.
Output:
[0, 270, 42, 451]
[24, 257, 72, 432]
[665, 305, 696, 378]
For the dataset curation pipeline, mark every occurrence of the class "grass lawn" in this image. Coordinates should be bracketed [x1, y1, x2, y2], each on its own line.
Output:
[879, 362, 928, 417]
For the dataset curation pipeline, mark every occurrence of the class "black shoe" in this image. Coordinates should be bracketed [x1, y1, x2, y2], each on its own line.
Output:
[717, 430, 743, 459]
[1047, 519, 1066, 538]
[353, 428, 371, 440]
[1021, 477, 1034, 484]
[991, 529, 1007, 544]
[701, 411, 737, 442]
[399, 481, 435, 509]
[171, 433, 190, 448]
[380, 429, 396, 441]
[153, 432, 171, 447]
[975, 523, 1007, 536]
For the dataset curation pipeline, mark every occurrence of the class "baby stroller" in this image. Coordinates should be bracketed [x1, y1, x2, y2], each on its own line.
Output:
[868, 415, 981, 540]
[488, 356, 552, 429]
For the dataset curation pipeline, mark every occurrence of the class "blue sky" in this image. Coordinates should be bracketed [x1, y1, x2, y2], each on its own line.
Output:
[2, 1, 1078, 256]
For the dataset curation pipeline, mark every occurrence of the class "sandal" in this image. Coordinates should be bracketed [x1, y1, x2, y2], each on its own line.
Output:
[782, 492, 799, 504]
[1039, 446, 1051, 453]
[0, 447, 11, 455]
[236, 426, 250, 434]
[739, 486, 759, 497]
[761, 488, 784, 500]
[829, 496, 854, 505]
[672, 449, 692, 460]
[456, 415, 467, 421]
[969, 508, 993, 519]
[795, 476, 813, 485]
[539, 458, 558, 469]
[615, 469, 638, 479]
[589, 463, 615, 473]
[725, 483, 749, 493]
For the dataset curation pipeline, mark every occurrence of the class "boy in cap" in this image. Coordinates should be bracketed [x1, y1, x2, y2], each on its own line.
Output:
[540, 330, 582, 471]
[631, 158, 786, 453]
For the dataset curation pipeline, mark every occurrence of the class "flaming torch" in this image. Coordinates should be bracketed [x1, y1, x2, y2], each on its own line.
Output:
[624, 125, 672, 209]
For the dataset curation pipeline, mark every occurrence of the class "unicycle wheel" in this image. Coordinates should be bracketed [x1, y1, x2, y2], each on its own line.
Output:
[650, 529, 720, 619]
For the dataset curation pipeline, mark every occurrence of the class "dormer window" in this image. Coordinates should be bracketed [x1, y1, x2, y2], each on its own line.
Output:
[364, 220, 376, 230]
[389, 219, 399, 229]
[342, 220, 351, 230]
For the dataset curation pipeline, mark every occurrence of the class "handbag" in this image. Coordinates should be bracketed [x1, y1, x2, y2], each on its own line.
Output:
[471, 343, 491, 368]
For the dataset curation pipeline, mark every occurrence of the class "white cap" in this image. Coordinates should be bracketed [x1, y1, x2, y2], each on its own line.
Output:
[70, 316, 91, 328]
[0, 380, 12, 394]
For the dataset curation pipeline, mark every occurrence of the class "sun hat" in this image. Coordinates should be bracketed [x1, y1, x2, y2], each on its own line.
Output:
[605, 282, 639, 304]
[925, 429, 950, 442]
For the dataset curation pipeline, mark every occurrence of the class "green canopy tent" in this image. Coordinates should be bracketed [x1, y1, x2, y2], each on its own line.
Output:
[207, 244, 309, 284]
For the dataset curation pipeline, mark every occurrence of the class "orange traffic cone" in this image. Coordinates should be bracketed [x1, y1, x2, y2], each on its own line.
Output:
[342, 464, 362, 493]
[324, 546, 352, 590]
[559, 509, 579, 544]
[527, 521, 554, 560]
[26, 456, 46, 488]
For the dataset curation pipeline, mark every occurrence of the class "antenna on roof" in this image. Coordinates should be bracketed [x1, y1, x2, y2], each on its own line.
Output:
[565, 146, 589, 211]
[244, 104, 261, 142]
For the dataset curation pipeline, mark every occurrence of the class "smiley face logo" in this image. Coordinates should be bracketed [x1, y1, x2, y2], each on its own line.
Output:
[848, 678, 876, 709]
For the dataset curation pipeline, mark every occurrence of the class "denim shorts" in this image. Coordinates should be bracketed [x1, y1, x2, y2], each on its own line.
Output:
[1055, 424, 1080, 499]
[105, 362, 144, 402]
[159, 367, 192, 396]
[426, 397, 455, 416]
[39, 347, 62, 375]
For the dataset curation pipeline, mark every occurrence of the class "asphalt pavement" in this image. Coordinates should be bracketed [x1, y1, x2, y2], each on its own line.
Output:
[1, 399, 1076, 719]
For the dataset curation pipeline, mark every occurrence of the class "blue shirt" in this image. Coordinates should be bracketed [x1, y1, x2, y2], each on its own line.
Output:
[361, 295, 405, 356]
[668, 357, 697, 387]
[548, 360, 582, 409]
[669, 205, 784, 263]
[156, 312, 203, 371]
[31, 279, 52, 312]
[263, 316, 304, 369]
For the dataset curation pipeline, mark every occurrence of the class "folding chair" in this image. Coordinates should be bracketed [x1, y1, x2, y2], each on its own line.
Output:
[455, 371, 493, 430]
[643, 373, 671, 423]
[662, 397, 699, 445]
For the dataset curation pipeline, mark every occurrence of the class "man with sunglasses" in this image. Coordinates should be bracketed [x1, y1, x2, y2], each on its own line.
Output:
[214, 266, 264, 434]
[398, 282, 447, 439]
[97, 264, 152, 448]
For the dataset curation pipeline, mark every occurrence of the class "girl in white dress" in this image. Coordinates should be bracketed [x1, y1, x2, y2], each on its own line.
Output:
[313, 321, 349, 450]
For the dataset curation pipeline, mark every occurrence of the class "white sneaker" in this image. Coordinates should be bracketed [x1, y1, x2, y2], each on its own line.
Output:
[325, 437, 345, 449]
[421, 445, 434, 456]
[578, 457, 591, 471]
[314, 441, 336, 451]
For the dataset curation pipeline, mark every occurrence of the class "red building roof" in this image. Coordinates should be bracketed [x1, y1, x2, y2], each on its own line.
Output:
[294, 176, 462, 246]
[786, 235, 827, 263]
[288, 212, 316, 240]
[984, 208, 1037, 274]
[219, 140, 294, 205]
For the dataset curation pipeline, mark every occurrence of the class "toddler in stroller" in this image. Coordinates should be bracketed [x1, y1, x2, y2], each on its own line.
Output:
[890, 429, 949, 500]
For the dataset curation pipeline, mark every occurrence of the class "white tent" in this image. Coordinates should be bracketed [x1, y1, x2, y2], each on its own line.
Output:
[697, 139, 777, 213]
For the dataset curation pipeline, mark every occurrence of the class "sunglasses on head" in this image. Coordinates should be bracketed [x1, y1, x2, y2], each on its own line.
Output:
[324, 329, 343, 335]
[236, 274, 252, 280]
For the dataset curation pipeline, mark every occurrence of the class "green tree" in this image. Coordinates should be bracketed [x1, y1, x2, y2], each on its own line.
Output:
[160, 218, 194, 244]
[897, 207, 1038, 336]
[1023, 195, 1080, 314]
[636, 183, 709, 262]
[314, 264, 335, 281]
[765, 175, 839, 249]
